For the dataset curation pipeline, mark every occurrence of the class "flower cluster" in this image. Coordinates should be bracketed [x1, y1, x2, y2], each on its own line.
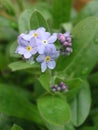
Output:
[57, 32, 72, 55]
[51, 82, 68, 92]
[16, 27, 73, 72]
[16, 27, 59, 72]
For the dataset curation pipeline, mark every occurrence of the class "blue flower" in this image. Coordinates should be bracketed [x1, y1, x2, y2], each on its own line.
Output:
[29, 27, 46, 39]
[36, 47, 59, 72]
[36, 32, 57, 54]
[16, 34, 38, 59]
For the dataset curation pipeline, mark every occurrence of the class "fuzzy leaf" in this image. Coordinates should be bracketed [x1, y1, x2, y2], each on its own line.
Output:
[71, 80, 91, 126]
[56, 17, 98, 79]
[37, 94, 71, 126]
[8, 61, 39, 71]
[30, 10, 50, 31]
[0, 84, 42, 124]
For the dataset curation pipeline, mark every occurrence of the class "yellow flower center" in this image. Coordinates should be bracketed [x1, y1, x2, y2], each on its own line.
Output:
[42, 40, 47, 44]
[26, 45, 32, 51]
[45, 56, 51, 62]
[33, 33, 38, 38]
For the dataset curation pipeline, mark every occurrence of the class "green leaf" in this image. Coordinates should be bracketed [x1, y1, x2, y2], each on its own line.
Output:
[38, 72, 51, 92]
[71, 80, 91, 126]
[17, 0, 24, 11]
[0, 27, 18, 41]
[56, 17, 98, 79]
[73, 1, 98, 25]
[64, 123, 75, 130]
[52, 0, 72, 28]
[18, 8, 50, 33]
[46, 122, 65, 130]
[30, 10, 50, 31]
[0, 0, 15, 16]
[80, 127, 98, 130]
[0, 84, 42, 124]
[55, 78, 82, 100]
[8, 61, 39, 71]
[88, 72, 98, 87]
[0, 52, 9, 69]
[18, 9, 32, 33]
[9, 41, 21, 58]
[37, 94, 71, 126]
[0, 16, 17, 29]
[65, 78, 82, 101]
[46, 122, 75, 130]
[0, 114, 11, 130]
[11, 124, 23, 130]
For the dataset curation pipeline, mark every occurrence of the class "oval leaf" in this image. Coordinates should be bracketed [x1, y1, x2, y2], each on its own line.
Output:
[38, 72, 51, 92]
[30, 10, 50, 31]
[37, 94, 71, 126]
[71, 80, 91, 126]
[0, 84, 42, 124]
[56, 17, 98, 79]
[8, 61, 39, 71]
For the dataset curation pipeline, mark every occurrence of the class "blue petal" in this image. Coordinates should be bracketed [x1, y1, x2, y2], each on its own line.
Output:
[22, 34, 33, 40]
[45, 44, 56, 54]
[24, 51, 32, 59]
[36, 54, 45, 63]
[64, 32, 70, 37]
[48, 33, 57, 43]
[16, 46, 25, 54]
[41, 62, 47, 72]
[50, 51, 60, 59]
[38, 31, 50, 40]
[36, 27, 46, 32]
[31, 48, 37, 55]
[47, 60, 56, 69]
[29, 30, 35, 35]
[37, 45, 45, 54]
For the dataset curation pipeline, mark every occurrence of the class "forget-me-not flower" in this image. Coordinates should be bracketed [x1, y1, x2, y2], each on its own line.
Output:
[16, 33, 38, 59]
[29, 27, 47, 39]
[36, 32, 57, 54]
[36, 46, 59, 72]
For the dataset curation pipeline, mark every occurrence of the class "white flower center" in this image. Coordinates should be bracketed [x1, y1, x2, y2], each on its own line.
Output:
[42, 40, 48, 44]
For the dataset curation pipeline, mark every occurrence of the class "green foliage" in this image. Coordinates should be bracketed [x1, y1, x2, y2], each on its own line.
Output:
[38, 72, 51, 92]
[37, 94, 71, 126]
[1, 0, 98, 130]
[30, 10, 50, 31]
[73, 1, 98, 24]
[0, 0, 15, 16]
[9, 41, 21, 58]
[9, 61, 39, 71]
[52, 0, 72, 28]
[71, 81, 91, 126]
[18, 4, 51, 33]
[0, 84, 42, 124]
[56, 17, 98, 79]
[11, 124, 23, 130]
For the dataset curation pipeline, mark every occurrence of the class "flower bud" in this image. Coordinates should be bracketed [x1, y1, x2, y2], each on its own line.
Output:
[58, 34, 66, 43]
